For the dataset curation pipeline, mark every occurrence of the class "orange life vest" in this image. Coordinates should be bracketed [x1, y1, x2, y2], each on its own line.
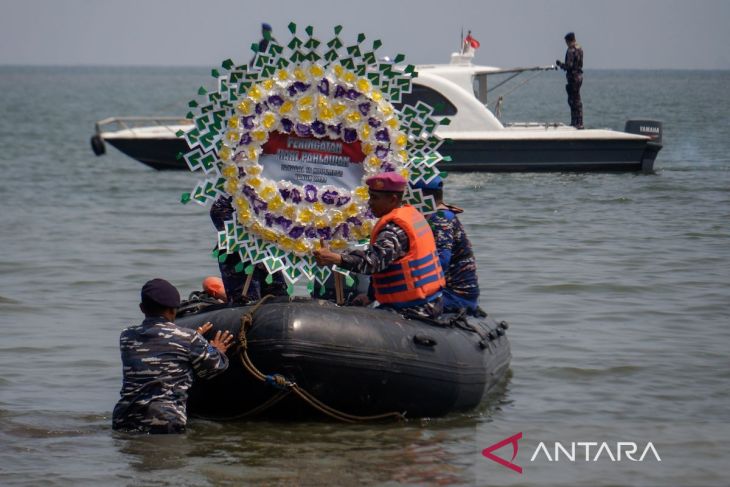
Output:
[370, 205, 445, 308]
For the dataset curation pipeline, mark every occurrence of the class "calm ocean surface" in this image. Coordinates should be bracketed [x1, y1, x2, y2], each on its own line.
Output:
[0, 66, 729, 486]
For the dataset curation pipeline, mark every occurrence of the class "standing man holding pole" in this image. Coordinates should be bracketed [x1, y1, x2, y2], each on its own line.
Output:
[556, 32, 584, 129]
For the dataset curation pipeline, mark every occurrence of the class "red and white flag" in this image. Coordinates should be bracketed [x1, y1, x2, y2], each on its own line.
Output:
[465, 33, 480, 49]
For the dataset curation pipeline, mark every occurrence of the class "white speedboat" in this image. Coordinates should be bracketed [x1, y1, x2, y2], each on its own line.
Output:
[91, 53, 661, 172]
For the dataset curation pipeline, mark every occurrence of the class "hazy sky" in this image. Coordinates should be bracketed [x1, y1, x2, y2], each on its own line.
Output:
[2, 0, 729, 69]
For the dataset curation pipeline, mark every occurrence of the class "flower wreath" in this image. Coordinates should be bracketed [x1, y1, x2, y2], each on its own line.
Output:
[181, 23, 447, 287]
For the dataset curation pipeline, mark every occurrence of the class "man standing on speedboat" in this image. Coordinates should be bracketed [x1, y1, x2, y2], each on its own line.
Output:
[556, 32, 584, 129]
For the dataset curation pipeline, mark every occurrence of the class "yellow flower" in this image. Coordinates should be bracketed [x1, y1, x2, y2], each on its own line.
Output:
[331, 210, 345, 225]
[356, 78, 371, 93]
[330, 239, 348, 250]
[277, 69, 289, 81]
[237, 209, 251, 224]
[219, 147, 233, 163]
[260, 185, 276, 201]
[298, 208, 314, 224]
[361, 143, 373, 155]
[248, 177, 261, 188]
[234, 196, 248, 209]
[249, 84, 263, 102]
[333, 103, 348, 115]
[279, 237, 294, 251]
[268, 195, 284, 211]
[279, 100, 294, 114]
[371, 90, 383, 102]
[344, 203, 359, 217]
[294, 67, 307, 81]
[298, 95, 313, 108]
[310, 64, 324, 78]
[346, 111, 362, 124]
[262, 228, 279, 242]
[262, 79, 275, 90]
[225, 178, 238, 194]
[386, 118, 399, 129]
[382, 104, 394, 117]
[394, 133, 408, 148]
[312, 202, 326, 214]
[226, 131, 239, 143]
[262, 112, 277, 129]
[236, 100, 252, 115]
[298, 108, 314, 123]
[398, 150, 408, 161]
[227, 116, 239, 129]
[246, 164, 262, 175]
[314, 216, 328, 228]
[247, 147, 258, 161]
[319, 106, 334, 121]
[344, 71, 356, 83]
[354, 186, 370, 200]
[283, 205, 296, 220]
[359, 125, 371, 139]
[365, 155, 381, 170]
[294, 239, 310, 253]
[251, 130, 267, 142]
[333, 64, 344, 79]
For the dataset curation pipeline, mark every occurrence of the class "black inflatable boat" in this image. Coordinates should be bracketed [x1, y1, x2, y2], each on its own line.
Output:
[176, 297, 511, 421]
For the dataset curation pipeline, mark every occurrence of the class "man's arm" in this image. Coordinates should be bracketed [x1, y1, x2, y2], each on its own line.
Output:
[189, 329, 233, 379]
[430, 213, 455, 271]
[339, 222, 409, 275]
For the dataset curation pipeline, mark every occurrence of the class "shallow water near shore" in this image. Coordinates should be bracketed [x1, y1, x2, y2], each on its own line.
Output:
[1, 66, 729, 486]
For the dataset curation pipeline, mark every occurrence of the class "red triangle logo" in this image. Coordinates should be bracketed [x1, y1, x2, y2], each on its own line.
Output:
[482, 432, 523, 473]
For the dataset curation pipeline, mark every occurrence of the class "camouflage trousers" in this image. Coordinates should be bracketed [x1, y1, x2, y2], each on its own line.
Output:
[566, 75, 583, 128]
[112, 400, 186, 434]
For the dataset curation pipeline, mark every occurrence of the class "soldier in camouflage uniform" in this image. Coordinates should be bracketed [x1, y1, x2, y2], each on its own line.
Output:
[112, 278, 234, 434]
[413, 177, 481, 315]
[556, 32, 584, 129]
[210, 195, 287, 304]
[314, 173, 443, 320]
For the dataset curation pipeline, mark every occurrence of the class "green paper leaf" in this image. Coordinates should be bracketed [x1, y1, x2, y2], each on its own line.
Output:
[334, 25, 342, 35]
[394, 54, 405, 63]
[288, 22, 297, 34]
[357, 33, 365, 43]
[319, 285, 326, 296]
[265, 273, 273, 285]
[373, 39, 382, 50]
[222, 59, 234, 70]
[305, 25, 313, 36]
[211, 69, 220, 78]
[345, 275, 355, 287]
[306, 281, 314, 294]
[175, 151, 183, 160]
[218, 252, 228, 263]
[244, 264, 254, 275]
[197, 86, 207, 96]
[287, 284, 294, 296]
[234, 262, 244, 273]
[180, 192, 191, 204]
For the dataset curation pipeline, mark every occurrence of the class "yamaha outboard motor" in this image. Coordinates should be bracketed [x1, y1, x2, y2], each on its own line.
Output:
[625, 120, 662, 145]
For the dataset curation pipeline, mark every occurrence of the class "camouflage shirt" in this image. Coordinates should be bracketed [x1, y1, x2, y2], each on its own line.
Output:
[427, 205, 480, 301]
[339, 221, 442, 319]
[112, 316, 229, 433]
[561, 44, 583, 81]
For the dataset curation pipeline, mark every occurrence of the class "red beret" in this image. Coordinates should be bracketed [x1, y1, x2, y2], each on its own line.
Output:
[365, 172, 407, 192]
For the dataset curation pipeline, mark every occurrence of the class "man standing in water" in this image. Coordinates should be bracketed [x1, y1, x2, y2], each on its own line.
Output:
[556, 32, 584, 129]
[112, 278, 234, 434]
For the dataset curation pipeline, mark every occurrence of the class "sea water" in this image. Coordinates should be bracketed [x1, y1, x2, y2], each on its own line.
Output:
[0, 66, 729, 486]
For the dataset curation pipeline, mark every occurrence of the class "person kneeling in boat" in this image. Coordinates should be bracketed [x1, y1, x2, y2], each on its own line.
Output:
[112, 278, 234, 434]
[412, 176, 483, 316]
[314, 172, 445, 320]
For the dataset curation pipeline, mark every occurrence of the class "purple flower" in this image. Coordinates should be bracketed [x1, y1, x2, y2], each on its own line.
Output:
[381, 162, 396, 172]
[264, 213, 274, 227]
[238, 133, 252, 146]
[321, 190, 338, 205]
[328, 123, 342, 135]
[267, 95, 284, 107]
[288, 226, 305, 239]
[368, 117, 381, 128]
[304, 184, 318, 203]
[343, 128, 357, 143]
[376, 128, 390, 142]
[317, 227, 332, 239]
[311, 120, 326, 135]
[295, 123, 312, 137]
[317, 78, 330, 96]
[281, 118, 293, 133]
[358, 102, 371, 116]
[290, 188, 302, 204]
[279, 187, 291, 201]
[255, 103, 264, 115]
[347, 217, 362, 225]
[375, 145, 389, 159]
[275, 216, 292, 229]
[252, 198, 268, 214]
[346, 89, 361, 100]
[288, 81, 310, 97]
[336, 195, 351, 206]
[242, 116, 255, 129]
[334, 85, 346, 98]
[335, 223, 350, 238]
[305, 227, 318, 238]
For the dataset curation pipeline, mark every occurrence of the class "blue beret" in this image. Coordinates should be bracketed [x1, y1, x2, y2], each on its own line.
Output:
[141, 278, 180, 308]
[412, 175, 443, 190]
[565, 32, 575, 41]
[262, 23, 272, 31]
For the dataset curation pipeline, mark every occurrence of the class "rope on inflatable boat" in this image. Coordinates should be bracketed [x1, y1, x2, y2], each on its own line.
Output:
[236, 295, 406, 423]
